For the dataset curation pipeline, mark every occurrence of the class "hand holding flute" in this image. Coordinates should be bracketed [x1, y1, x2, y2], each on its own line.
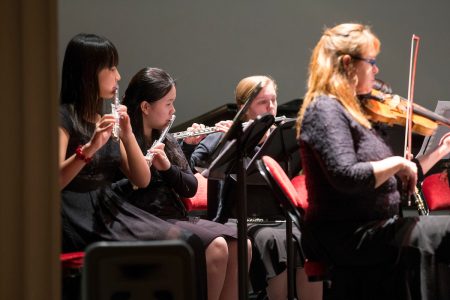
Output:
[145, 115, 176, 166]
[182, 120, 233, 145]
[146, 143, 171, 170]
[174, 116, 287, 143]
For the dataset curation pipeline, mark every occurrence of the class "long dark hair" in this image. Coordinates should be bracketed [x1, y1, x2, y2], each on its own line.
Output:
[123, 67, 188, 170]
[60, 33, 118, 135]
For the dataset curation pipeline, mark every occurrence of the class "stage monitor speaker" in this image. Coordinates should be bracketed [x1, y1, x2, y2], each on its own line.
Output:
[82, 240, 196, 300]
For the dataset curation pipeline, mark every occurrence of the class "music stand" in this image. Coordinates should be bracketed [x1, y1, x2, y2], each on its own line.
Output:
[206, 113, 275, 300]
[245, 118, 300, 299]
[246, 118, 300, 179]
[207, 114, 276, 180]
[204, 81, 264, 300]
[206, 82, 263, 165]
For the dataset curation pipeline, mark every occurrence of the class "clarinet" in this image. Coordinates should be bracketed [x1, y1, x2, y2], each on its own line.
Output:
[145, 115, 176, 165]
[111, 85, 121, 142]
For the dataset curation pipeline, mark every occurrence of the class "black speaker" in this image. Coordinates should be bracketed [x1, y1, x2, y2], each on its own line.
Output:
[82, 240, 196, 300]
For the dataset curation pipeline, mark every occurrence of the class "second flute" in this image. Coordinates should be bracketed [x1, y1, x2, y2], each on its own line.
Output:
[171, 115, 289, 140]
[145, 115, 176, 164]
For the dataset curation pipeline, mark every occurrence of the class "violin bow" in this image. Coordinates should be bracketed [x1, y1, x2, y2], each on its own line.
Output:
[404, 35, 430, 215]
[404, 34, 420, 158]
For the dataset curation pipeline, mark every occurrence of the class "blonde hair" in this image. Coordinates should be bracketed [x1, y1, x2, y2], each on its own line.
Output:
[296, 23, 380, 136]
[235, 75, 277, 106]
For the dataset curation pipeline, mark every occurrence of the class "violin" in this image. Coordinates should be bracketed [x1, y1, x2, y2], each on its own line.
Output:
[360, 85, 450, 136]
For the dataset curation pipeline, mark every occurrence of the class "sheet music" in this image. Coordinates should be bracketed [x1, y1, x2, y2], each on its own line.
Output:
[417, 100, 450, 158]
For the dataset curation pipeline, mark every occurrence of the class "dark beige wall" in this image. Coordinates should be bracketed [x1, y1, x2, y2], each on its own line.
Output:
[59, 0, 450, 127]
[0, 0, 59, 299]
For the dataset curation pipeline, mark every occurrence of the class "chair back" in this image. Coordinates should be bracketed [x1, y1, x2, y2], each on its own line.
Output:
[181, 173, 208, 212]
[291, 174, 309, 211]
[61, 252, 84, 268]
[258, 155, 329, 286]
[257, 155, 304, 228]
[82, 240, 196, 300]
[422, 172, 450, 211]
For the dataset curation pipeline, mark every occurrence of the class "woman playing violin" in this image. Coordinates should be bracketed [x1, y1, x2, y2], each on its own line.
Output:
[296, 23, 450, 299]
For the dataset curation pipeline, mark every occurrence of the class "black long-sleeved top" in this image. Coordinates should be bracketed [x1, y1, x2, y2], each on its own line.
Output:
[299, 95, 400, 223]
[119, 134, 198, 219]
[181, 132, 224, 172]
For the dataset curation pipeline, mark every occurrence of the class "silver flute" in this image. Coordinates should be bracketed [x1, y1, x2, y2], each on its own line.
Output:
[145, 115, 176, 165]
[111, 85, 121, 142]
[172, 115, 288, 140]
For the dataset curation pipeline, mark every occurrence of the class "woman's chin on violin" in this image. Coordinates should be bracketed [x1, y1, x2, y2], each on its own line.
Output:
[358, 76, 450, 137]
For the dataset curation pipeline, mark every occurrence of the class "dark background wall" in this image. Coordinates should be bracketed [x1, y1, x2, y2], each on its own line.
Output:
[59, 0, 450, 127]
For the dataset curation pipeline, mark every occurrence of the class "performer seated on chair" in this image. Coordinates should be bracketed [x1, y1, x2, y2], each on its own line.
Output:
[59, 34, 215, 300]
[296, 22, 450, 299]
[184, 75, 322, 300]
[116, 67, 251, 300]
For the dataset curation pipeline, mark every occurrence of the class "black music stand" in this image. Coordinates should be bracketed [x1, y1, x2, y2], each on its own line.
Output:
[245, 118, 300, 299]
[206, 113, 275, 300]
[207, 114, 275, 180]
[203, 81, 263, 300]
[246, 118, 300, 179]
[206, 83, 263, 165]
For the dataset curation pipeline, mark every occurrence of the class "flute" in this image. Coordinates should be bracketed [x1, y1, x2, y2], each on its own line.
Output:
[111, 85, 121, 142]
[171, 115, 288, 140]
[145, 115, 176, 165]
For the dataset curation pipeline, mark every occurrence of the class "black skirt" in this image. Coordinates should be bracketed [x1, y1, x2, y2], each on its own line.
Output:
[167, 217, 238, 246]
[225, 219, 303, 292]
[61, 187, 195, 252]
[303, 215, 450, 300]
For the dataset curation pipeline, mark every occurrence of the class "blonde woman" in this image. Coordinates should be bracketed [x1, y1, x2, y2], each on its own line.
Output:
[297, 23, 450, 299]
[187, 75, 322, 300]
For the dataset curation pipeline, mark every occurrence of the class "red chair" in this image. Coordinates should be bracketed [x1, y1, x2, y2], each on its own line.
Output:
[181, 173, 208, 215]
[421, 172, 450, 211]
[61, 251, 85, 277]
[257, 155, 326, 298]
[291, 174, 328, 281]
[290, 174, 309, 211]
[61, 252, 85, 300]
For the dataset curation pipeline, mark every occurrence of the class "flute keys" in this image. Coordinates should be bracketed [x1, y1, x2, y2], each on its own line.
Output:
[111, 85, 121, 141]
[111, 103, 120, 141]
[145, 151, 154, 166]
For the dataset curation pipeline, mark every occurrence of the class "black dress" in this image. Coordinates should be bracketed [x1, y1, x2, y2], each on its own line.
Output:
[61, 105, 210, 300]
[119, 134, 237, 246]
[60, 104, 199, 252]
[299, 95, 450, 299]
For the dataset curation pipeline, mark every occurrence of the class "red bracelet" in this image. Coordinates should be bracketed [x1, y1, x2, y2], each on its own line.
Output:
[75, 145, 92, 163]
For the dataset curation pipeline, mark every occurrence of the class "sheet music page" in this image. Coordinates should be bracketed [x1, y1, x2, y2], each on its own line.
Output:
[417, 100, 450, 158]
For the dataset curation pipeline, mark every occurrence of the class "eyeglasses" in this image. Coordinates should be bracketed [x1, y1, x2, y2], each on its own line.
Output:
[352, 55, 377, 67]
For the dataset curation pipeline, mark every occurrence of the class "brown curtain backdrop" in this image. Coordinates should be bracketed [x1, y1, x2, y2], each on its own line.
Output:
[0, 0, 59, 299]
